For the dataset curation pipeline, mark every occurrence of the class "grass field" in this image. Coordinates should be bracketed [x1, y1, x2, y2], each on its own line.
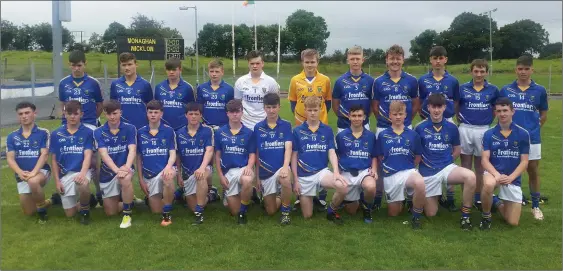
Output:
[2, 51, 562, 94]
[1, 100, 561, 270]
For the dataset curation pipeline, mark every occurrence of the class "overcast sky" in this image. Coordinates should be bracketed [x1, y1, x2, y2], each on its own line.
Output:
[1, 1, 561, 56]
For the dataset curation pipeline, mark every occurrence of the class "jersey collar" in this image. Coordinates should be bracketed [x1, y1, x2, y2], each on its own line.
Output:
[102, 121, 125, 133]
[384, 70, 406, 79]
[299, 70, 318, 79]
[469, 79, 489, 88]
[511, 80, 537, 89]
[18, 124, 38, 135]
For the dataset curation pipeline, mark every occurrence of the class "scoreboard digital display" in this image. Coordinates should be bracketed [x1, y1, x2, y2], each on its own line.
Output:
[116, 36, 185, 60]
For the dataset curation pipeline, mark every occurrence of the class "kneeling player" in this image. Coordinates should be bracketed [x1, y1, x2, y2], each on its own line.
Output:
[479, 98, 530, 229]
[215, 99, 256, 224]
[94, 100, 137, 228]
[7, 102, 52, 223]
[291, 96, 348, 223]
[415, 94, 476, 230]
[375, 101, 426, 229]
[175, 102, 214, 225]
[335, 105, 378, 223]
[254, 93, 293, 225]
[136, 100, 177, 226]
[50, 101, 95, 224]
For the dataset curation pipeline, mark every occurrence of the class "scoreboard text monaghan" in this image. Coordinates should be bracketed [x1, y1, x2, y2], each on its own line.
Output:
[116, 36, 184, 60]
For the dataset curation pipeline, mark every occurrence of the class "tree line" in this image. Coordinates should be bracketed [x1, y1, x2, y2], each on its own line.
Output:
[1, 10, 560, 64]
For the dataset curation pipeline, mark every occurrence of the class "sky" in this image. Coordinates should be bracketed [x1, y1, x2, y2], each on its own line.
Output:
[1, 1, 561, 57]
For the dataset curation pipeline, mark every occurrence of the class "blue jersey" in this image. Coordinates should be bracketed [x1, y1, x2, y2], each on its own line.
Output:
[49, 124, 94, 176]
[373, 71, 419, 128]
[93, 121, 137, 183]
[176, 124, 214, 179]
[7, 125, 50, 181]
[418, 71, 460, 119]
[214, 124, 256, 173]
[154, 78, 196, 130]
[482, 122, 530, 186]
[335, 128, 377, 172]
[254, 117, 293, 180]
[109, 75, 153, 130]
[499, 80, 548, 144]
[415, 119, 460, 177]
[58, 73, 104, 126]
[137, 122, 177, 179]
[196, 80, 235, 127]
[458, 80, 499, 126]
[292, 122, 335, 177]
[332, 71, 374, 129]
[375, 128, 422, 177]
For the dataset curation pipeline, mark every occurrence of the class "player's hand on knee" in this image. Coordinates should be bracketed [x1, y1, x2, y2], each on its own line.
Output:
[293, 182, 301, 196]
[279, 166, 290, 179]
[242, 166, 253, 177]
[195, 167, 205, 180]
[220, 176, 229, 191]
[56, 180, 64, 194]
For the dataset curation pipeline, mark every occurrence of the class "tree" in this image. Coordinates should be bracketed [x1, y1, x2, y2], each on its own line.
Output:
[540, 42, 562, 59]
[409, 29, 439, 64]
[1, 20, 18, 50]
[31, 23, 73, 51]
[285, 9, 330, 57]
[495, 19, 549, 59]
[101, 22, 128, 53]
[88, 32, 103, 52]
[438, 12, 498, 64]
[12, 24, 35, 50]
[128, 14, 182, 39]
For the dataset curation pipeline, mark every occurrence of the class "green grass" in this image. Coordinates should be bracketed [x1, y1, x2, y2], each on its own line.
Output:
[1, 100, 561, 270]
[2, 51, 562, 93]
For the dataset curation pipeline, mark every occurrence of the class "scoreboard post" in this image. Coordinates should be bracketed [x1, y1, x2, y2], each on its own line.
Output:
[116, 36, 185, 77]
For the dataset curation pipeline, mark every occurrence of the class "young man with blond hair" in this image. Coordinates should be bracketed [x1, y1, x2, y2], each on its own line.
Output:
[333, 45, 374, 133]
[458, 59, 499, 209]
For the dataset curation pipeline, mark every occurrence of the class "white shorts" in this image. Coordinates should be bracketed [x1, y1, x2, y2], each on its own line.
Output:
[383, 169, 417, 203]
[298, 168, 332, 197]
[183, 166, 212, 196]
[60, 170, 92, 209]
[424, 164, 458, 197]
[17, 169, 51, 194]
[341, 168, 371, 201]
[459, 123, 489, 156]
[260, 168, 283, 197]
[499, 184, 523, 203]
[225, 168, 245, 197]
[144, 167, 177, 198]
[99, 168, 135, 199]
[337, 123, 370, 134]
[529, 144, 541, 160]
[376, 125, 413, 139]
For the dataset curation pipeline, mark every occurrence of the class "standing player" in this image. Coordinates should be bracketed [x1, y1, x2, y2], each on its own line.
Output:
[110, 52, 153, 130]
[254, 93, 293, 225]
[50, 101, 95, 224]
[7, 102, 52, 223]
[479, 98, 530, 229]
[155, 58, 196, 131]
[175, 102, 214, 225]
[458, 59, 499, 209]
[289, 48, 332, 126]
[234, 50, 280, 130]
[415, 94, 476, 230]
[93, 100, 137, 228]
[335, 105, 378, 223]
[375, 101, 426, 229]
[214, 99, 256, 224]
[418, 45, 460, 211]
[499, 55, 548, 220]
[372, 44, 420, 210]
[136, 100, 178, 226]
[291, 96, 348, 223]
[332, 46, 374, 133]
[58, 50, 104, 207]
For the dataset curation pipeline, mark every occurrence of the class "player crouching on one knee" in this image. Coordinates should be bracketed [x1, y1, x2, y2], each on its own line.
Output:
[254, 93, 293, 225]
[291, 96, 348, 224]
[215, 99, 256, 225]
[374, 101, 426, 229]
[415, 94, 476, 230]
[93, 100, 137, 228]
[50, 101, 95, 224]
[7, 102, 53, 223]
[175, 102, 214, 225]
[136, 100, 178, 226]
[479, 98, 530, 230]
[334, 105, 377, 223]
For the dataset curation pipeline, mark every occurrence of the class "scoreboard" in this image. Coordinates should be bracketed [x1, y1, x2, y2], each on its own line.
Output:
[116, 36, 185, 60]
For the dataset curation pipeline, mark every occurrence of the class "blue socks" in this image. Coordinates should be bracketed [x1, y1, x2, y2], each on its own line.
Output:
[531, 192, 540, 208]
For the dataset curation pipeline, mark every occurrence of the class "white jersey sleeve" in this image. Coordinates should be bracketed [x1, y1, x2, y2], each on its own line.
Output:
[234, 78, 243, 99]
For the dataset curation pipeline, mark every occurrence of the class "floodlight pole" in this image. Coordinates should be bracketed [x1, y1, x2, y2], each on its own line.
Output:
[483, 8, 497, 76]
[53, 1, 63, 94]
[179, 6, 199, 85]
